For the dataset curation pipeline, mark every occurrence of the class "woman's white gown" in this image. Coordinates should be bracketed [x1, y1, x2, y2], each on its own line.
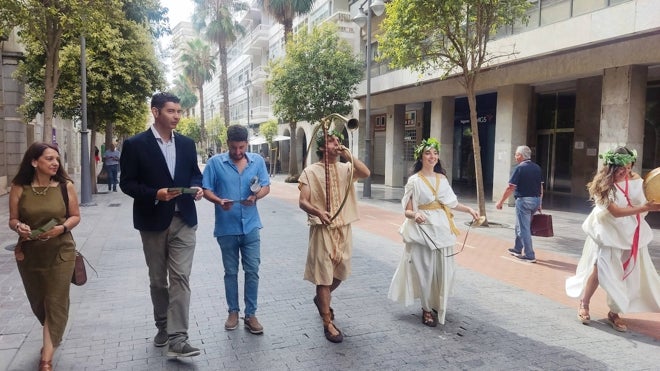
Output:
[565, 178, 660, 313]
[388, 173, 460, 324]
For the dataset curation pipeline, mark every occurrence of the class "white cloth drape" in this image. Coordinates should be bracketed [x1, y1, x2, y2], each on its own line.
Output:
[565, 178, 660, 313]
[388, 173, 459, 324]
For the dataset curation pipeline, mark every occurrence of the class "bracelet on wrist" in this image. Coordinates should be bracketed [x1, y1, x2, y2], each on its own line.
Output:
[59, 224, 69, 234]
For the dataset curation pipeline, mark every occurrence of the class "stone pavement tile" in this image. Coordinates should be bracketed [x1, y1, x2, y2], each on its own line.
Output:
[1, 179, 660, 370]
[293, 182, 660, 342]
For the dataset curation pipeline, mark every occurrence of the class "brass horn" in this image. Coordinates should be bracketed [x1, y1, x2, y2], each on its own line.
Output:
[321, 113, 359, 133]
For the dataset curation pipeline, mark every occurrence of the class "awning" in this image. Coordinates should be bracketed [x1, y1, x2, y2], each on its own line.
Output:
[249, 135, 290, 146]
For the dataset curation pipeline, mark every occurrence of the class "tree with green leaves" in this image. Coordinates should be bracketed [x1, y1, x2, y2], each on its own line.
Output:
[192, 0, 249, 128]
[267, 23, 363, 180]
[206, 116, 228, 153]
[378, 0, 530, 223]
[172, 74, 199, 116]
[42, 2, 165, 191]
[259, 118, 279, 174]
[0, 0, 119, 142]
[180, 38, 216, 147]
[257, 0, 314, 179]
[176, 116, 203, 144]
[257, 0, 314, 41]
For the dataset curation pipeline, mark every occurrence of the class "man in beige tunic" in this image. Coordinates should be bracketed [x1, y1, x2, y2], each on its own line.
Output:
[299, 130, 370, 343]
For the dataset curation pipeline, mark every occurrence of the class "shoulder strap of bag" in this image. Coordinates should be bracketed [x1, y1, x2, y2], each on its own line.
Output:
[60, 182, 70, 218]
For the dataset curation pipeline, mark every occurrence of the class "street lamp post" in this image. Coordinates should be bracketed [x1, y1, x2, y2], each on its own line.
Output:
[353, 0, 385, 199]
[79, 34, 93, 205]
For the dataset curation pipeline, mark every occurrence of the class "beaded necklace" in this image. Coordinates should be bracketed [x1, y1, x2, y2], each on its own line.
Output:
[30, 178, 52, 196]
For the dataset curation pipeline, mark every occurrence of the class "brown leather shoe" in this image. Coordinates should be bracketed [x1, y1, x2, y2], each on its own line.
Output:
[322, 313, 343, 343]
[225, 312, 239, 330]
[244, 316, 264, 334]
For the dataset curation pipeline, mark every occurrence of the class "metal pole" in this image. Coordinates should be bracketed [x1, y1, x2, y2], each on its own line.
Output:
[362, 0, 373, 198]
[79, 34, 93, 205]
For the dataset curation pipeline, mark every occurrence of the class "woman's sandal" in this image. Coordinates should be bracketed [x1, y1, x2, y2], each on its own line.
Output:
[607, 311, 627, 332]
[422, 310, 437, 327]
[322, 313, 343, 343]
[577, 300, 590, 324]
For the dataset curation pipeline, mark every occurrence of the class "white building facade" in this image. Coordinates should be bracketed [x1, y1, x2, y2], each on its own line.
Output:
[204, 0, 660, 202]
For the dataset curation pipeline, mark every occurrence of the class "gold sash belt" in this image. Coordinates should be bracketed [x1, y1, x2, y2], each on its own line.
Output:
[418, 200, 460, 236]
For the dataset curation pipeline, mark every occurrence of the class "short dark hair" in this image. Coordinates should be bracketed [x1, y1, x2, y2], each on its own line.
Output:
[227, 124, 248, 142]
[151, 92, 180, 110]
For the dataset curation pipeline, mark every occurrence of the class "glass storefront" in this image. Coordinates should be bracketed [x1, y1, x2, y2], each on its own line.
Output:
[536, 92, 576, 193]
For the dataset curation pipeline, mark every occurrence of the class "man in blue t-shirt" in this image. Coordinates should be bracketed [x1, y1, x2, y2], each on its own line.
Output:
[202, 124, 270, 334]
[496, 145, 544, 263]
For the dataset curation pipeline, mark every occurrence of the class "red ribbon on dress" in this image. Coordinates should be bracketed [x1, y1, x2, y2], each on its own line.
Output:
[614, 177, 640, 280]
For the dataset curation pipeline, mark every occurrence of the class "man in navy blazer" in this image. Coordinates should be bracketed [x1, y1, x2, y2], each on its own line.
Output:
[120, 92, 203, 357]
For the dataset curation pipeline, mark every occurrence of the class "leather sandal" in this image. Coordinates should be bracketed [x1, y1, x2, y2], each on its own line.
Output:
[577, 300, 590, 324]
[607, 311, 627, 332]
[422, 310, 437, 327]
[313, 295, 334, 320]
[322, 313, 343, 343]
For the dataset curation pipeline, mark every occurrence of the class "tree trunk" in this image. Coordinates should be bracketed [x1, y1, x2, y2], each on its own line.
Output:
[198, 86, 206, 149]
[42, 20, 63, 143]
[287, 121, 298, 180]
[466, 79, 488, 224]
[219, 41, 230, 128]
[90, 129, 98, 194]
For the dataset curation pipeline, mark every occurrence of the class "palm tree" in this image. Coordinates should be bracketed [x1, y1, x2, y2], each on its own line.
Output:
[258, 0, 314, 179]
[172, 74, 199, 117]
[192, 0, 249, 128]
[180, 38, 216, 146]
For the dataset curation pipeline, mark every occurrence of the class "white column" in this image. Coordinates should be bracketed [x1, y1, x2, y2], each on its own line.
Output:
[494, 84, 532, 203]
[385, 104, 405, 187]
[599, 65, 647, 172]
[431, 97, 455, 183]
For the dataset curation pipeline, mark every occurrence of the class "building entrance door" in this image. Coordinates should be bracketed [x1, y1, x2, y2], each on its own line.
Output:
[535, 92, 575, 193]
[537, 130, 573, 193]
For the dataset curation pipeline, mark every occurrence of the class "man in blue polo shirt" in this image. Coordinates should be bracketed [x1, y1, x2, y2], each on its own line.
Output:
[202, 124, 270, 334]
[496, 145, 544, 263]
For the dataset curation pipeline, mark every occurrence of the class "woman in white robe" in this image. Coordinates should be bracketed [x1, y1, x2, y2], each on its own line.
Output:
[565, 146, 660, 332]
[388, 138, 479, 327]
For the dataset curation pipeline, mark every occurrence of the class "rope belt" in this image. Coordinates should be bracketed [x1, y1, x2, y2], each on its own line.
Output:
[418, 200, 460, 236]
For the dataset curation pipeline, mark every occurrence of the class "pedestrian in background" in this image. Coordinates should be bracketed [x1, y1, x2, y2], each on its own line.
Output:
[103, 142, 120, 192]
[298, 129, 370, 343]
[202, 124, 270, 335]
[496, 145, 544, 263]
[119, 92, 204, 357]
[8, 142, 80, 370]
[94, 146, 100, 165]
[388, 138, 479, 327]
[566, 146, 660, 332]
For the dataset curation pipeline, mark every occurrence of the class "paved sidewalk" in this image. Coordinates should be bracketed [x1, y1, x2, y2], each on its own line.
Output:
[0, 175, 658, 370]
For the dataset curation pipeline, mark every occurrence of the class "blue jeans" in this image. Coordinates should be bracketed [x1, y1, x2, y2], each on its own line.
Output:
[106, 164, 118, 190]
[217, 229, 260, 317]
[513, 197, 541, 259]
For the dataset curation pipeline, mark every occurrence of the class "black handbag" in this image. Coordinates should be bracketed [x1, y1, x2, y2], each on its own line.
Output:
[531, 211, 554, 237]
